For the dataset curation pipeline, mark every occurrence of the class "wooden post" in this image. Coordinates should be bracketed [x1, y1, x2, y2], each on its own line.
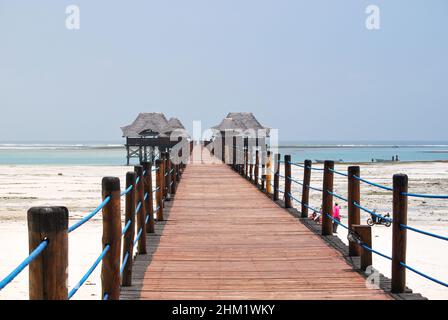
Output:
[321, 160, 334, 236]
[284, 155, 292, 208]
[232, 135, 237, 171]
[221, 133, 226, 164]
[28, 207, 68, 300]
[248, 145, 253, 182]
[101, 177, 121, 300]
[261, 151, 266, 191]
[164, 153, 172, 201]
[176, 163, 181, 182]
[244, 138, 248, 178]
[254, 150, 259, 186]
[245, 146, 249, 179]
[273, 154, 280, 201]
[300, 160, 312, 218]
[155, 159, 164, 221]
[160, 153, 166, 206]
[353, 225, 372, 271]
[348, 166, 361, 256]
[134, 166, 147, 255]
[392, 174, 408, 293]
[121, 172, 136, 286]
[142, 162, 155, 233]
[266, 151, 272, 194]
[170, 160, 176, 195]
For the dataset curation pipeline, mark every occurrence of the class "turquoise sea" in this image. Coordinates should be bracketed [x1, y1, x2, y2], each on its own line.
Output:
[1, 141, 448, 165]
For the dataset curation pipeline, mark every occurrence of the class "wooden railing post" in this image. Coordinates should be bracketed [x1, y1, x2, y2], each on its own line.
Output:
[28, 207, 68, 300]
[284, 155, 292, 208]
[273, 154, 280, 201]
[232, 136, 237, 171]
[321, 160, 334, 236]
[348, 166, 361, 256]
[392, 174, 408, 293]
[221, 134, 226, 164]
[101, 177, 121, 300]
[134, 166, 147, 254]
[161, 152, 166, 200]
[353, 225, 372, 271]
[155, 159, 164, 221]
[122, 172, 136, 286]
[142, 162, 155, 233]
[266, 151, 272, 194]
[261, 151, 266, 191]
[170, 159, 177, 195]
[244, 146, 249, 179]
[300, 160, 312, 218]
[164, 153, 171, 201]
[176, 163, 181, 182]
[249, 147, 253, 182]
[254, 150, 259, 186]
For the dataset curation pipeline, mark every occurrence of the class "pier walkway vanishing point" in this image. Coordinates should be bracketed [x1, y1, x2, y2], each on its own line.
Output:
[120, 146, 391, 300]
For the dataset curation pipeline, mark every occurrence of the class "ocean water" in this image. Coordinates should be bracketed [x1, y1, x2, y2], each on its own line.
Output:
[1, 141, 448, 165]
[279, 140, 448, 163]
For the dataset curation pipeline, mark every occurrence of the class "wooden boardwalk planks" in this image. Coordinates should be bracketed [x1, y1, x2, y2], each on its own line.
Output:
[120, 147, 391, 300]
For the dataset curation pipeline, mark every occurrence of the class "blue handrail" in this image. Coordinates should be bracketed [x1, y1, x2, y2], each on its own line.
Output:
[68, 196, 111, 233]
[400, 262, 448, 287]
[287, 176, 303, 186]
[133, 228, 143, 247]
[121, 220, 131, 235]
[120, 252, 129, 275]
[121, 185, 133, 197]
[329, 168, 348, 177]
[328, 190, 348, 203]
[324, 212, 349, 230]
[353, 175, 393, 191]
[135, 201, 142, 215]
[288, 162, 305, 168]
[307, 166, 324, 171]
[307, 184, 323, 192]
[400, 224, 448, 241]
[68, 244, 110, 299]
[0, 239, 48, 290]
[353, 202, 393, 223]
[360, 243, 392, 261]
[402, 192, 448, 199]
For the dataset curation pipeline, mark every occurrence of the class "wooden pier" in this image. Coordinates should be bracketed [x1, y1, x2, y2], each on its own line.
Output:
[120, 147, 390, 300]
[3, 142, 433, 300]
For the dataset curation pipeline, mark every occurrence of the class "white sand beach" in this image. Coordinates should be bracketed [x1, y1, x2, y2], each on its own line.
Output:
[0, 162, 447, 300]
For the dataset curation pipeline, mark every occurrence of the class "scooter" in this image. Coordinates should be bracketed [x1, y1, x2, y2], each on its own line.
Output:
[367, 212, 391, 227]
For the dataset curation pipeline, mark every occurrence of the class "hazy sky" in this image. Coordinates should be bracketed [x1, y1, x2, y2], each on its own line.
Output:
[0, 0, 447, 142]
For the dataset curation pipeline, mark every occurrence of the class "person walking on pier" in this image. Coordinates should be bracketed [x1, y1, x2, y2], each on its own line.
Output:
[332, 203, 341, 234]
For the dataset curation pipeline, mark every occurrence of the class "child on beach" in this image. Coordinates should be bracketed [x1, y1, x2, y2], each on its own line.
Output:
[332, 203, 341, 233]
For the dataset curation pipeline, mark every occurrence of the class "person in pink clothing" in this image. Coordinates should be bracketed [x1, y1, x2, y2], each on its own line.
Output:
[332, 203, 341, 233]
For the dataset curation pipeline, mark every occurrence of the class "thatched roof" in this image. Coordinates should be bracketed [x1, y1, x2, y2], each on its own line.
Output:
[167, 117, 186, 130]
[121, 113, 190, 138]
[212, 112, 269, 136]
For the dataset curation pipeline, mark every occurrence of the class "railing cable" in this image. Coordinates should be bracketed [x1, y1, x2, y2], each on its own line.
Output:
[68, 196, 111, 233]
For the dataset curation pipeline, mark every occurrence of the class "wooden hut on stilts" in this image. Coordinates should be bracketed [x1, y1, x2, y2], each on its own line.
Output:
[121, 113, 188, 165]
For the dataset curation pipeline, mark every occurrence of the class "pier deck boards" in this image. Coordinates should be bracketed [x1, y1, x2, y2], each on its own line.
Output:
[120, 148, 391, 300]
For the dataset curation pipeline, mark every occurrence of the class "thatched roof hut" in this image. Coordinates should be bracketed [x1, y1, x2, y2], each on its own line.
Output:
[121, 112, 171, 138]
[121, 113, 189, 164]
[121, 113, 189, 138]
[212, 112, 269, 137]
